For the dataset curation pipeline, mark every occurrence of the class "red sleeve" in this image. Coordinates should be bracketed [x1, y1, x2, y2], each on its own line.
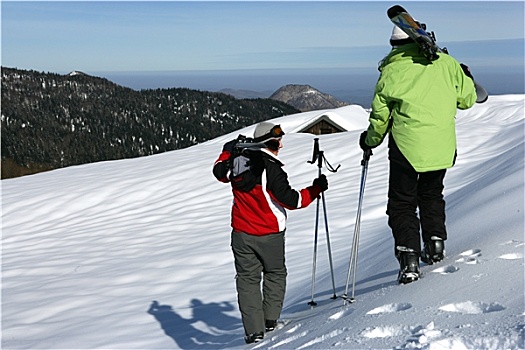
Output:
[212, 151, 231, 183]
[300, 185, 322, 207]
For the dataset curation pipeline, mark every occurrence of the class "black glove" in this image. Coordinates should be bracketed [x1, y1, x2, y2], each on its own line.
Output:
[222, 139, 237, 153]
[359, 131, 373, 152]
[460, 63, 474, 80]
[313, 174, 328, 192]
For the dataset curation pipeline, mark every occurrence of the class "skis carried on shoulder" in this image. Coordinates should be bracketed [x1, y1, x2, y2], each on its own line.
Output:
[387, 5, 488, 103]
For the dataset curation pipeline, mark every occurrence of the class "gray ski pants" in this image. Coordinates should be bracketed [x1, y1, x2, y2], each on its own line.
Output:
[231, 230, 287, 336]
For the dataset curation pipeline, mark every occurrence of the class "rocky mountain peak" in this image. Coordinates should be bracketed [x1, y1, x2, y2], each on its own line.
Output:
[270, 84, 348, 112]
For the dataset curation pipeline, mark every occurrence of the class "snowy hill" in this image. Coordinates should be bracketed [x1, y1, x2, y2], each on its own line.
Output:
[2, 95, 524, 349]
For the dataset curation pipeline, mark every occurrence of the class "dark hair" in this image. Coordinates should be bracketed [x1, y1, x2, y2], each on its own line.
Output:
[390, 37, 415, 46]
[265, 139, 280, 151]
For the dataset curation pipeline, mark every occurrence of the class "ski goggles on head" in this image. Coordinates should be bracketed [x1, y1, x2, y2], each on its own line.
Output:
[269, 125, 284, 139]
[254, 124, 285, 143]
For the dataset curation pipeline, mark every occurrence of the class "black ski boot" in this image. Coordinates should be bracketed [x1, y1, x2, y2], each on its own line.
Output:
[265, 319, 277, 332]
[421, 236, 445, 265]
[396, 246, 420, 284]
[244, 332, 264, 344]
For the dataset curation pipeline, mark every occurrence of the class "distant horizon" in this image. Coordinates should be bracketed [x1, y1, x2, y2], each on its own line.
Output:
[4, 63, 522, 109]
[95, 68, 380, 107]
[94, 64, 524, 108]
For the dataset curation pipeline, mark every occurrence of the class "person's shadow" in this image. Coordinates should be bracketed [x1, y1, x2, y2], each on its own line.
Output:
[147, 299, 242, 349]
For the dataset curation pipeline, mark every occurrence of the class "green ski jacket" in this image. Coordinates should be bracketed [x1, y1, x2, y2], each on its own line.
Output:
[365, 43, 477, 172]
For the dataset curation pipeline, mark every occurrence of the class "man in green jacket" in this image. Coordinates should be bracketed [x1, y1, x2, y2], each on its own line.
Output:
[359, 25, 477, 284]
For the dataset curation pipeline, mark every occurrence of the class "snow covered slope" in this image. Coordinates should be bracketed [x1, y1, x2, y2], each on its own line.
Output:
[2, 95, 523, 349]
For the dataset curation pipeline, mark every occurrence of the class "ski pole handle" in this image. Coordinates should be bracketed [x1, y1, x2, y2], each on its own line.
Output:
[361, 149, 372, 165]
[317, 150, 324, 169]
[308, 138, 320, 165]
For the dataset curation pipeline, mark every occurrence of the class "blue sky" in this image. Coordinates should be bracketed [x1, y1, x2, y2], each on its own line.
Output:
[2, 1, 524, 74]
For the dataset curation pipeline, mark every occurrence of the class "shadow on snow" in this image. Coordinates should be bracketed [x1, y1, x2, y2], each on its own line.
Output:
[148, 299, 242, 349]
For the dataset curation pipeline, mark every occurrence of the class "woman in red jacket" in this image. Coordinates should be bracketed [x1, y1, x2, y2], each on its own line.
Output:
[213, 122, 327, 344]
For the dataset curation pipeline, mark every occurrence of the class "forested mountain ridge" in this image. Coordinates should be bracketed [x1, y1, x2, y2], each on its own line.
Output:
[1, 67, 299, 178]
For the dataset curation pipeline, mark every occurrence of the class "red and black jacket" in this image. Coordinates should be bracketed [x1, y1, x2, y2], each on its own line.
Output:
[213, 148, 322, 235]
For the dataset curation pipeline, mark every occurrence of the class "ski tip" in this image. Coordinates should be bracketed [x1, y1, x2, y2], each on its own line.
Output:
[475, 82, 489, 104]
[387, 5, 406, 19]
[476, 95, 489, 104]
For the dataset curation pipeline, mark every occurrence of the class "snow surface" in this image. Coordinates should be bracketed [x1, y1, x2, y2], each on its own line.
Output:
[2, 95, 524, 349]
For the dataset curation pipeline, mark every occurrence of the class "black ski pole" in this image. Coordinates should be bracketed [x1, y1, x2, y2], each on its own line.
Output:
[343, 149, 372, 305]
[307, 138, 321, 307]
[307, 138, 340, 307]
[319, 150, 338, 301]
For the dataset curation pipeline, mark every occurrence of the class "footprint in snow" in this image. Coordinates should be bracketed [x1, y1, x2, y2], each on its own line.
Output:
[439, 301, 505, 314]
[498, 253, 523, 260]
[497, 241, 524, 260]
[456, 248, 482, 264]
[366, 303, 412, 315]
[404, 322, 443, 346]
[432, 265, 459, 274]
[500, 240, 524, 248]
[361, 325, 405, 338]
[360, 322, 442, 344]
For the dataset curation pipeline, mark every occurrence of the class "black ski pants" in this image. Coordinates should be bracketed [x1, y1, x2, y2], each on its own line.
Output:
[231, 230, 287, 336]
[387, 137, 448, 255]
